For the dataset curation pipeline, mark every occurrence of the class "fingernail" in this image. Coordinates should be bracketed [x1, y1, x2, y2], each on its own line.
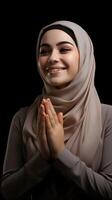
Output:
[47, 98, 50, 102]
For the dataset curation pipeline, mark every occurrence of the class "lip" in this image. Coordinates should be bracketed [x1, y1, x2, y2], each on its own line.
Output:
[46, 67, 67, 76]
[46, 66, 67, 72]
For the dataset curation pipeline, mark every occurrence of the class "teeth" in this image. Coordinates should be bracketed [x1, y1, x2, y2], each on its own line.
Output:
[46, 67, 65, 72]
[51, 69, 61, 72]
[46, 68, 66, 75]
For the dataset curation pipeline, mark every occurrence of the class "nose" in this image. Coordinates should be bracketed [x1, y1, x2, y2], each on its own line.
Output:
[48, 49, 60, 64]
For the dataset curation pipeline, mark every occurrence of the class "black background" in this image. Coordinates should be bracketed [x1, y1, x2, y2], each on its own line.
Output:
[0, 2, 112, 199]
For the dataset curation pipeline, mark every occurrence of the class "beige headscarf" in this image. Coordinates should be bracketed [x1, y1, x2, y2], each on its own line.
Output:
[23, 21, 102, 168]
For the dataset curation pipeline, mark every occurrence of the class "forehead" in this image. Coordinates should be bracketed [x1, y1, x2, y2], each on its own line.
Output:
[40, 29, 75, 45]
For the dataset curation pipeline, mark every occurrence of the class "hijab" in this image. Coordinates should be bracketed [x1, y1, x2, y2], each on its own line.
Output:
[22, 20, 102, 169]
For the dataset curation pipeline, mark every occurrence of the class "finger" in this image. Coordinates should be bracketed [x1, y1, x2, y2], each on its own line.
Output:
[40, 106, 45, 130]
[37, 103, 46, 136]
[47, 98, 58, 123]
[57, 112, 63, 125]
[44, 113, 52, 131]
[39, 106, 50, 158]
[43, 99, 56, 127]
[40, 103, 45, 116]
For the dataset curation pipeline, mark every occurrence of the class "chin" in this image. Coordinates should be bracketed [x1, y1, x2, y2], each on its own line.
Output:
[50, 81, 70, 89]
[48, 79, 64, 86]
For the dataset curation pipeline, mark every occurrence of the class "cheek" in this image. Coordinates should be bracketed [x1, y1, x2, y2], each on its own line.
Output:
[67, 54, 79, 74]
[67, 54, 79, 66]
[37, 58, 45, 74]
[38, 57, 47, 68]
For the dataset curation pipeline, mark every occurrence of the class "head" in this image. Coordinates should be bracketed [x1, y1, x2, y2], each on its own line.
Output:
[37, 23, 80, 89]
[36, 20, 95, 92]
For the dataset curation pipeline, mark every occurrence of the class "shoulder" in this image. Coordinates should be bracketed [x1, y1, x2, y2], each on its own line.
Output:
[11, 95, 42, 128]
[11, 107, 29, 129]
[101, 103, 112, 112]
[101, 104, 112, 137]
[101, 104, 112, 121]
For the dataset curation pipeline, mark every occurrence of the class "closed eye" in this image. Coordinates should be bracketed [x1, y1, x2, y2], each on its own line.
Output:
[39, 49, 51, 56]
[60, 48, 71, 53]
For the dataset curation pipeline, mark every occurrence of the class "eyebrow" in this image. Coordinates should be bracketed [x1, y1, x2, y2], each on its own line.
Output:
[40, 41, 74, 48]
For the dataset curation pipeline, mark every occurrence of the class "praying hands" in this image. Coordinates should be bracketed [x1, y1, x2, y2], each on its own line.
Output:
[39, 98, 65, 160]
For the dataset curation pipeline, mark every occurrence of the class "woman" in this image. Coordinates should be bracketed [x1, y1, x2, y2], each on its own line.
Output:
[1, 20, 112, 200]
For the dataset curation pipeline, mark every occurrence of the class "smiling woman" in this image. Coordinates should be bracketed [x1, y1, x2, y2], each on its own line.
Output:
[1, 20, 112, 200]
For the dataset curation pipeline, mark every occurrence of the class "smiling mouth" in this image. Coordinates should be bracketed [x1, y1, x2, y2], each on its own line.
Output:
[46, 67, 67, 74]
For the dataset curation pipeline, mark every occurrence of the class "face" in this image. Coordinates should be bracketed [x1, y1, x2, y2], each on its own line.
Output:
[38, 29, 79, 89]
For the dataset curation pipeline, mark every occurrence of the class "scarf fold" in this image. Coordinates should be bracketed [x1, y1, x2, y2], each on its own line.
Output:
[22, 21, 102, 169]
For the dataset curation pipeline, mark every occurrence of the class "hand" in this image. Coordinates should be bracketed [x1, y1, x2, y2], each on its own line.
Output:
[36, 102, 50, 160]
[42, 98, 65, 159]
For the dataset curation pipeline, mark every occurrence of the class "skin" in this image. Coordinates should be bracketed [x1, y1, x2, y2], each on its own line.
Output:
[38, 29, 80, 89]
[36, 29, 80, 160]
[41, 98, 64, 159]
